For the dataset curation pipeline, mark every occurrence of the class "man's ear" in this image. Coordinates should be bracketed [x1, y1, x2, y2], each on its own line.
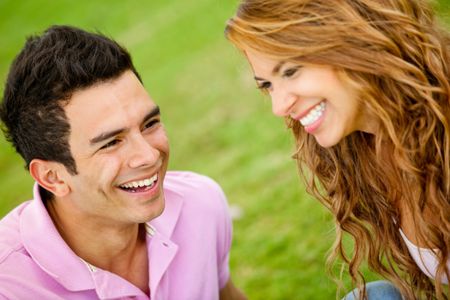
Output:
[29, 159, 70, 197]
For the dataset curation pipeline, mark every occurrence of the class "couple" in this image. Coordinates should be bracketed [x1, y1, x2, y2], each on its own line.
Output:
[1, 0, 449, 299]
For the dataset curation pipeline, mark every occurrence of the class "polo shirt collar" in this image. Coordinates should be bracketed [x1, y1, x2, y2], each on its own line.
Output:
[20, 184, 94, 291]
[20, 182, 186, 297]
[147, 185, 184, 298]
[149, 186, 184, 238]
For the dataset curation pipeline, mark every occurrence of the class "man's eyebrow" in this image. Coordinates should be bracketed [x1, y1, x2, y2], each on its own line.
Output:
[142, 105, 160, 124]
[89, 105, 160, 145]
[253, 61, 286, 81]
[89, 128, 125, 145]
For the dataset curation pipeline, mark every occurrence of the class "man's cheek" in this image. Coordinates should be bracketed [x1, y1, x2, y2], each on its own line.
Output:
[95, 157, 123, 187]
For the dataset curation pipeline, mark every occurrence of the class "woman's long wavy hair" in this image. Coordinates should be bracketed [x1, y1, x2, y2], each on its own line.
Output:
[226, 0, 450, 298]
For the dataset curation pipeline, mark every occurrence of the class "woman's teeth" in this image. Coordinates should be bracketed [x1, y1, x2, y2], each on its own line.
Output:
[299, 102, 326, 126]
[120, 174, 158, 189]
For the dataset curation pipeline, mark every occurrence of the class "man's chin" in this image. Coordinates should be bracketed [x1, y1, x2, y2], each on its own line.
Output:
[141, 194, 165, 223]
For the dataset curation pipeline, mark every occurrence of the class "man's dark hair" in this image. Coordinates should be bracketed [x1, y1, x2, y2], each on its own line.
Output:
[0, 25, 141, 175]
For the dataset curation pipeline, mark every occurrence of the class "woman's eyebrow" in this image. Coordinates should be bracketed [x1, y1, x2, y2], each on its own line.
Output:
[254, 61, 287, 81]
[271, 61, 286, 75]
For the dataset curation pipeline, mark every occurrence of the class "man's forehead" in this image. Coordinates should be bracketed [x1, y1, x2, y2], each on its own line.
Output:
[64, 71, 158, 134]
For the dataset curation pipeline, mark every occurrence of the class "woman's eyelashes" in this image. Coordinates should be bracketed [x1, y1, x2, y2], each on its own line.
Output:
[282, 67, 299, 78]
[256, 67, 301, 91]
[257, 81, 272, 91]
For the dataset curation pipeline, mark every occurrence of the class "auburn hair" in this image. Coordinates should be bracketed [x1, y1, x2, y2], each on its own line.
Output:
[226, 0, 450, 298]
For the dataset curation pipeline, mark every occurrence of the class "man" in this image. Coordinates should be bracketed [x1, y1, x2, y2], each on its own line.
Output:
[0, 25, 246, 300]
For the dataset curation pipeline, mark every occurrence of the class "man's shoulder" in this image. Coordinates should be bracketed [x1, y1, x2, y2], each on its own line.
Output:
[164, 171, 225, 198]
[163, 171, 229, 219]
[0, 201, 30, 264]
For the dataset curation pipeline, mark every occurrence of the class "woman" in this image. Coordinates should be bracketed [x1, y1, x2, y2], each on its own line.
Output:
[225, 0, 450, 299]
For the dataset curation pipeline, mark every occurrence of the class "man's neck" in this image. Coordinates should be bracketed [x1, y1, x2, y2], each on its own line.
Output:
[45, 197, 150, 294]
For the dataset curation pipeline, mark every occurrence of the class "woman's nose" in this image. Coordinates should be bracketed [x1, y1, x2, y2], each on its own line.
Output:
[270, 90, 296, 117]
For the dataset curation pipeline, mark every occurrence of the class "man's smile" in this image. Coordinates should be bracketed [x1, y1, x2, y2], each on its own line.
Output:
[118, 174, 158, 193]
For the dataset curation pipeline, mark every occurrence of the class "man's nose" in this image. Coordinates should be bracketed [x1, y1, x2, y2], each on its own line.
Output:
[270, 89, 296, 117]
[128, 134, 159, 169]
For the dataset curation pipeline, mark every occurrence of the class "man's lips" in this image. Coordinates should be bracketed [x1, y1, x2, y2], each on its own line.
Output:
[118, 173, 158, 191]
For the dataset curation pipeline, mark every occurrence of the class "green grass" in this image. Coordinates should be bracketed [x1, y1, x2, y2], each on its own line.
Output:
[0, 1, 449, 299]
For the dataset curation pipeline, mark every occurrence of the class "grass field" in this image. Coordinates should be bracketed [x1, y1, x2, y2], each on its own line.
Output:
[0, 1, 449, 299]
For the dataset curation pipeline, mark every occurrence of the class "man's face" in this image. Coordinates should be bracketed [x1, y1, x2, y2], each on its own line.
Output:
[62, 70, 169, 226]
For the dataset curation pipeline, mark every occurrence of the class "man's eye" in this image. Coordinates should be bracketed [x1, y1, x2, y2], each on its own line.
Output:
[100, 139, 120, 150]
[144, 119, 159, 129]
[257, 81, 272, 91]
[282, 67, 299, 78]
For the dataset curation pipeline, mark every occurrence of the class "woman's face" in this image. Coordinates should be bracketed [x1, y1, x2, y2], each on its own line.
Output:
[245, 49, 377, 147]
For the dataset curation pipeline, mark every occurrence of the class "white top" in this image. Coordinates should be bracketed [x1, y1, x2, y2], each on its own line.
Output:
[399, 229, 449, 284]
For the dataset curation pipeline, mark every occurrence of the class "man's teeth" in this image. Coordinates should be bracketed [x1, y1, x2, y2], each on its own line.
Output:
[300, 102, 326, 126]
[120, 174, 158, 189]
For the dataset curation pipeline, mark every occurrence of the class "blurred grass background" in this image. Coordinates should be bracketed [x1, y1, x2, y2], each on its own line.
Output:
[0, 0, 449, 299]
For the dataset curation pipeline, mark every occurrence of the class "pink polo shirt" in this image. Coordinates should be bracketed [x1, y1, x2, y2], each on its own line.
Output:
[0, 171, 231, 299]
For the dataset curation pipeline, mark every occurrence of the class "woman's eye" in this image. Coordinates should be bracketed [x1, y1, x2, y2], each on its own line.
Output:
[257, 81, 272, 91]
[282, 67, 298, 78]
